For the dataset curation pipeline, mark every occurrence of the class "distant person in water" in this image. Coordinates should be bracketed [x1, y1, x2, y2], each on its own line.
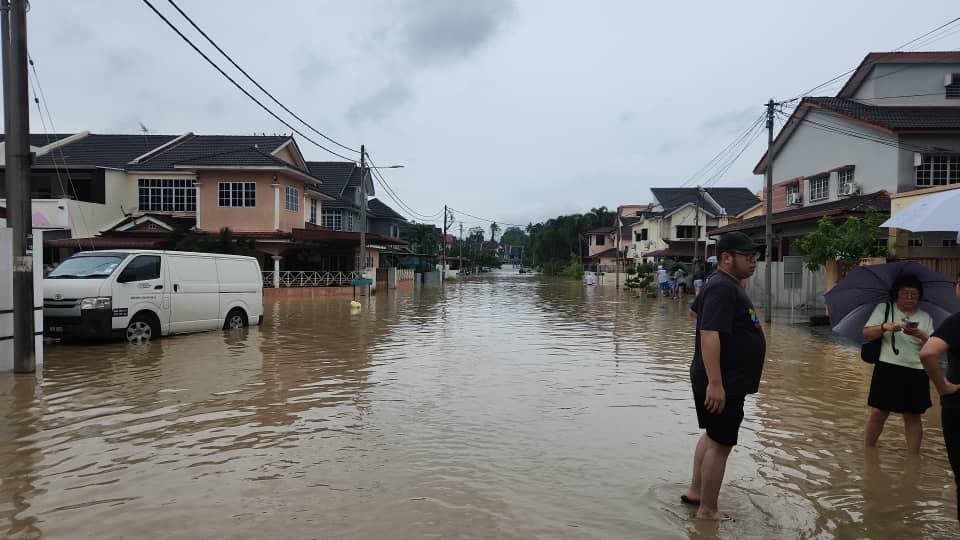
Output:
[684, 232, 765, 522]
[657, 265, 670, 299]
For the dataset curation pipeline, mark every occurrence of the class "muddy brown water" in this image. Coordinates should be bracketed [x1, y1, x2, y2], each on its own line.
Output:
[1, 273, 957, 539]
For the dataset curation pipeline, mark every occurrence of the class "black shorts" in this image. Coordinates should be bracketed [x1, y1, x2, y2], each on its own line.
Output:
[867, 361, 932, 414]
[693, 389, 746, 447]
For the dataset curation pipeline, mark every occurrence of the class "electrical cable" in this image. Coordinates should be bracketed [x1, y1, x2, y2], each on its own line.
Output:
[163, 0, 358, 155]
[679, 113, 766, 188]
[140, 0, 355, 161]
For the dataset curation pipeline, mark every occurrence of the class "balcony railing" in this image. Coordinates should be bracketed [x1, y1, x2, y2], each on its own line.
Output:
[262, 270, 362, 288]
[398, 268, 414, 281]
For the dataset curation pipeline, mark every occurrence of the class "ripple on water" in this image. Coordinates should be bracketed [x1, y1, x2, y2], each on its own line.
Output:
[0, 274, 956, 538]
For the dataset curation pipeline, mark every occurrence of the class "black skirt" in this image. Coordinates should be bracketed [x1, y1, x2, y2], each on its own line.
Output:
[868, 360, 932, 414]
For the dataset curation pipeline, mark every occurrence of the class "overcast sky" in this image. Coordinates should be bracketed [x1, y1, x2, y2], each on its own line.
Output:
[18, 1, 960, 230]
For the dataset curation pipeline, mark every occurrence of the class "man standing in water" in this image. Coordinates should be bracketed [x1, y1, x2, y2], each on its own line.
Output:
[684, 232, 766, 521]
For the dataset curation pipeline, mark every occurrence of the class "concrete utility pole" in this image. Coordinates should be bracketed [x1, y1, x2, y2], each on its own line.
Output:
[764, 99, 775, 323]
[615, 207, 621, 290]
[441, 205, 448, 279]
[459, 222, 463, 272]
[693, 186, 701, 266]
[359, 144, 367, 282]
[3, 0, 35, 372]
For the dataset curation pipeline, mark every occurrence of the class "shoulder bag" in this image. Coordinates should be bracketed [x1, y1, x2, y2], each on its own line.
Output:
[861, 302, 899, 363]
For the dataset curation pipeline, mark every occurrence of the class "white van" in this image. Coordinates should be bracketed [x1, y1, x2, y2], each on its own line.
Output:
[43, 250, 263, 343]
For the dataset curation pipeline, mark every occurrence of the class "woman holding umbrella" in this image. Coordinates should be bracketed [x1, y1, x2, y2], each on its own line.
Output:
[862, 275, 935, 454]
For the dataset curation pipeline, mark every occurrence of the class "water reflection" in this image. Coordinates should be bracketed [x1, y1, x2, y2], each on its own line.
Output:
[0, 273, 956, 538]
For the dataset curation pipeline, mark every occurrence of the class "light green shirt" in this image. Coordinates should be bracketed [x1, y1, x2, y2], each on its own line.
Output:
[865, 302, 934, 370]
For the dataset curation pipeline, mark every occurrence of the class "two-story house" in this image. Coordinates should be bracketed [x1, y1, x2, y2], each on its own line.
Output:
[713, 51, 960, 260]
[631, 187, 760, 263]
[585, 226, 617, 270]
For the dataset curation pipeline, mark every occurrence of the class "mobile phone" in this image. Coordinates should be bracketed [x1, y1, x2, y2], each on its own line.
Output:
[902, 319, 919, 328]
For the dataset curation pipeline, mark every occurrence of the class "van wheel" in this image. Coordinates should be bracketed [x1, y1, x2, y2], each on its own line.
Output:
[126, 313, 159, 344]
[224, 308, 248, 330]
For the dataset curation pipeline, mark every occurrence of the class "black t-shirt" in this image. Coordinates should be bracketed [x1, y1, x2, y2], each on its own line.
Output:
[932, 313, 960, 409]
[690, 271, 766, 396]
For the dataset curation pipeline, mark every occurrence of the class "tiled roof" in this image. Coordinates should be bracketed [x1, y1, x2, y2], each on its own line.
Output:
[305, 161, 359, 198]
[651, 187, 760, 217]
[367, 198, 406, 221]
[586, 226, 614, 233]
[806, 97, 960, 130]
[709, 190, 891, 235]
[0, 133, 76, 147]
[134, 135, 291, 171]
[174, 146, 300, 169]
[33, 134, 178, 169]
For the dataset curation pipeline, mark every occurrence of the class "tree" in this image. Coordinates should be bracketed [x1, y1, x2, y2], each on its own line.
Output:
[403, 223, 439, 256]
[489, 222, 500, 242]
[467, 226, 485, 244]
[795, 207, 888, 272]
[499, 226, 528, 247]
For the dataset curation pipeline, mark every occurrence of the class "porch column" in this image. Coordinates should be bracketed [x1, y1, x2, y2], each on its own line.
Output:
[272, 255, 282, 289]
[194, 180, 201, 230]
[273, 181, 281, 230]
[303, 194, 309, 223]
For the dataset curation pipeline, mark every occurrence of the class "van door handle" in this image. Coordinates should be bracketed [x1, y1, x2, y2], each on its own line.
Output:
[154, 285, 163, 290]
[174, 284, 179, 292]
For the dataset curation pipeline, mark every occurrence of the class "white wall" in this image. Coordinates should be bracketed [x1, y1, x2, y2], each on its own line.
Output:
[853, 63, 960, 106]
[773, 109, 900, 203]
[744, 262, 827, 310]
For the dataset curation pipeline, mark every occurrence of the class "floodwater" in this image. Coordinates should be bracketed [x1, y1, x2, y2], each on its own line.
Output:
[1, 272, 958, 539]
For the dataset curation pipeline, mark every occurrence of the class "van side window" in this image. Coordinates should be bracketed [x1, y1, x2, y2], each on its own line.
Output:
[119, 255, 162, 282]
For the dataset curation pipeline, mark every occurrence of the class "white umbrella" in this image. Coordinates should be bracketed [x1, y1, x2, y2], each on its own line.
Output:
[881, 188, 960, 243]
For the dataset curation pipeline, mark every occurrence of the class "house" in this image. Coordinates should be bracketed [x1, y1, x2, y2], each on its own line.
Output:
[584, 226, 617, 270]
[2, 132, 411, 285]
[715, 51, 960, 259]
[630, 188, 761, 263]
[886, 183, 960, 277]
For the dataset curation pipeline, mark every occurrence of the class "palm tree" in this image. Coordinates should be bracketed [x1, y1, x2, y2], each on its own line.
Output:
[489, 222, 500, 242]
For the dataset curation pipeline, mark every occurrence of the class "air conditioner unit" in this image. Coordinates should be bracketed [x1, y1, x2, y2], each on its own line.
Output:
[839, 182, 859, 196]
[787, 193, 802, 206]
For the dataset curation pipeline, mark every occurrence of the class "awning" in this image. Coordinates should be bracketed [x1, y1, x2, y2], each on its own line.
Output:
[291, 228, 408, 245]
[44, 236, 166, 249]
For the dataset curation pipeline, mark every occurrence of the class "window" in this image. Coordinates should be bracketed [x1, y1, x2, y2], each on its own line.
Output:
[285, 186, 299, 212]
[217, 182, 256, 207]
[118, 255, 161, 282]
[908, 236, 924, 247]
[347, 213, 355, 232]
[640, 228, 649, 241]
[786, 183, 799, 197]
[322, 209, 343, 230]
[595, 234, 605, 246]
[809, 175, 829, 201]
[943, 239, 959, 247]
[390, 224, 399, 238]
[947, 73, 960, 99]
[309, 199, 317, 224]
[138, 178, 196, 212]
[916, 155, 960, 186]
[676, 226, 701, 239]
[838, 168, 855, 191]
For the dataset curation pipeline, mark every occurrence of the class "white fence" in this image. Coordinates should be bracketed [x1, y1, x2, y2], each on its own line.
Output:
[262, 270, 362, 288]
[398, 268, 414, 281]
[744, 262, 827, 310]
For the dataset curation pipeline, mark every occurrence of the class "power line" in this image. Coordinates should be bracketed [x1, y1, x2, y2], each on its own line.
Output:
[774, 109, 940, 154]
[363, 151, 443, 220]
[447, 207, 525, 229]
[679, 112, 766, 187]
[140, 0, 355, 161]
[895, 16, 960, 50]
[162, 0, 358, 155]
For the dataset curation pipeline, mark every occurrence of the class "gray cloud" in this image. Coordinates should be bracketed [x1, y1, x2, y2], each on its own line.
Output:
[699, 105, 757, 132]
[346, 82, 414, 123]
[297, 49, 333, 89]
[401, 0, 516, 67]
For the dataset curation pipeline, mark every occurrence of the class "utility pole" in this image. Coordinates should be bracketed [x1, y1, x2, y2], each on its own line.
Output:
[615, 207, 621, 290]
[441, 205, 448, 279]
[693, 186, 701, 267]
[764, 99, 775, 323]
[3, 0, 35, 372]
[359, 144, 367, 287]
[459, 222, 463, 272]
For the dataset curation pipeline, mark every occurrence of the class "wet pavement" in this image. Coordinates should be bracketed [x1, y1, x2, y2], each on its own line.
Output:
[1, 271, 957, 539]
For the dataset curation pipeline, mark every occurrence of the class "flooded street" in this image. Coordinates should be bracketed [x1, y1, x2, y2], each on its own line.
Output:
[1, 272, 958, 539]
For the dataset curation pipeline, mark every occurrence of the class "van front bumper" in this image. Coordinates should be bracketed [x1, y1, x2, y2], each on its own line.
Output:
[44, 309, 116, 340]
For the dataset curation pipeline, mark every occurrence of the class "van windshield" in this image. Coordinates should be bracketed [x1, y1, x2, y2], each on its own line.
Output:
[47, 255, 127, 279]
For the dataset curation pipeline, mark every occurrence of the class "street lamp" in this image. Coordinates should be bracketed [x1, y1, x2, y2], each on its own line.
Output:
[358, 150, 405, 290]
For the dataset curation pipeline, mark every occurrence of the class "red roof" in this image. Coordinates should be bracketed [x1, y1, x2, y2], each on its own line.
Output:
[44, 236, 166, 249]
[291, 228, 408, 245]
